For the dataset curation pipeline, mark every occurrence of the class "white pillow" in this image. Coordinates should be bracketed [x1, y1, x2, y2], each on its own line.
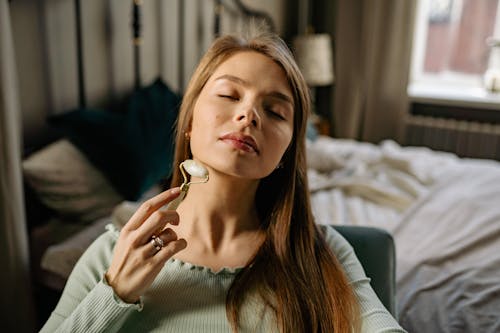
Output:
[23, 139, 123, 222]
[41, 217, 111, 280]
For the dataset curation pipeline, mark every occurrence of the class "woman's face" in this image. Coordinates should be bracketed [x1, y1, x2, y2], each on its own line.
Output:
[189, 51, 294, 180]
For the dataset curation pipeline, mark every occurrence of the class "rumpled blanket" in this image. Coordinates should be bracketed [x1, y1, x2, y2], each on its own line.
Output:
[307, 137, 500, 333]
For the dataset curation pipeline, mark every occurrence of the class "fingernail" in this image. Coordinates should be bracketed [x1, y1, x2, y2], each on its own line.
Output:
[171, 187, 181, 194]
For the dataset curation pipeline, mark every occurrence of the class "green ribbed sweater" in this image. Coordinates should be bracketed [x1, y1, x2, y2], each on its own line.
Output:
[40, 225, 406, 332]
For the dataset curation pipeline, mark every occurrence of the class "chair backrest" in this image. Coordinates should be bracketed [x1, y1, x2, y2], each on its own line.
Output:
[331, 225, 397, 317]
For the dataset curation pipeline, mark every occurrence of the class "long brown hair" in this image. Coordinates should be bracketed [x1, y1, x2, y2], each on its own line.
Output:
[171, 33, 359, 333]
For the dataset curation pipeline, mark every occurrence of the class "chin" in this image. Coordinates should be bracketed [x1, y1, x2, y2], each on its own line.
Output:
[193, 146, 278, 179]
[208, 159, 274, 180]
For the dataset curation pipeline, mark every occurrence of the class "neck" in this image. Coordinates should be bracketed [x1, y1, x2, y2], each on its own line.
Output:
[176, 172, 262, 253]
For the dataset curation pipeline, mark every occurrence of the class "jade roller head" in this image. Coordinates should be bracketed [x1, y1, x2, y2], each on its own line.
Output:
[166, 159, 209, 210]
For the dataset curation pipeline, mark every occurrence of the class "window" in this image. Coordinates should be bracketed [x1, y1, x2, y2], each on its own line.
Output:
[410, 0, 500, 99]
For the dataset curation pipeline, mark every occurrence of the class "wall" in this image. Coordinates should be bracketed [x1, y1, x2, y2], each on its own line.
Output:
[10, 0, 288, 149]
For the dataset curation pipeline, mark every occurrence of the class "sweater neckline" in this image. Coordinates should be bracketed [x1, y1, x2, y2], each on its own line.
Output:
[168, 257, 245, 276]
[107, 224, 246, 275]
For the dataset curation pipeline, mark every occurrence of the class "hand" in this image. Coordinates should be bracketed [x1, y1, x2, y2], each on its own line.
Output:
[105, 187, 187, 303]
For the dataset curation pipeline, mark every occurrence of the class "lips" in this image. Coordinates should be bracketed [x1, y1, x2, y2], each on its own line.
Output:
[220, 132, 259, 153]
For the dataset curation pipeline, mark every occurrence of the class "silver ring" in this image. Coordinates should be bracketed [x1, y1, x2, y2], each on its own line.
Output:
[151, 235, 164, 252]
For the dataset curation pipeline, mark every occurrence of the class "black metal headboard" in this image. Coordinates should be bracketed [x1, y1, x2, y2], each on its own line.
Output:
[75, 0, 86, 108]
[74, 0, 144, 108]
[73, 0, 275, 108]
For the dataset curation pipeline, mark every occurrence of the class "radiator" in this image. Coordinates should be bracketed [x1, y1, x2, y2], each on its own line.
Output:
[405, 115, 500, 160]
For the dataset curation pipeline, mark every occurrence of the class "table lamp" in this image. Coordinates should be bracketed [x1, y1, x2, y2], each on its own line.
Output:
[293, 33, 335, 134]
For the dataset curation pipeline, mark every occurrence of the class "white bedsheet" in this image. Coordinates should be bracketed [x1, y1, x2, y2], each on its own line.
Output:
[308, 137, 500, 333]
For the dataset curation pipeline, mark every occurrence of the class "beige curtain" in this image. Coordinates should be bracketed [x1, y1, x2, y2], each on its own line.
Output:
[0, 0, 36, 331]
[333, 0, 416, 142]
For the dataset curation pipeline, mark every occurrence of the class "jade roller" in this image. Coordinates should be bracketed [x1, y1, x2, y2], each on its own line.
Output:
[166, 159, 209, 210]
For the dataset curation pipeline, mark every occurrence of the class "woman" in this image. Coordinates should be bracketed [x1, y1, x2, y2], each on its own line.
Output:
[41, 32, 405, 332]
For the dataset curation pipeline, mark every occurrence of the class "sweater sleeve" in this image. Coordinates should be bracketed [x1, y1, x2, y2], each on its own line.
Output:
[40, 226, 142, 333]
[320, 225, 407, 333]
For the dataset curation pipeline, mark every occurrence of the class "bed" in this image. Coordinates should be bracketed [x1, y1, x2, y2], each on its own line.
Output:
[307, 136, 500, 332]
[21, 1, 500, 332]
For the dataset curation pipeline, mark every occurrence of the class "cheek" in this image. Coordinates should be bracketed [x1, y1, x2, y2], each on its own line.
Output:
[192, 96, 227, 127]
[276, 125, 294, 149]
[191, 108, 222, 139]
[189, 105, 224, 154]
[266, 127, 293, 162]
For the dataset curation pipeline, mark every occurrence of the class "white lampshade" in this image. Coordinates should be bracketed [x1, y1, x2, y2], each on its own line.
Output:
[293, 33, 335, 86]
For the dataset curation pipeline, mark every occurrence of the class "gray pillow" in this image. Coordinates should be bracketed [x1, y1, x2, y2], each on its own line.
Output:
[22, 139, 123, 222]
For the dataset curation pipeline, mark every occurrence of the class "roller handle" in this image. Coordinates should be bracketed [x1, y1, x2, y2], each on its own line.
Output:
[165, 189, 187, 211]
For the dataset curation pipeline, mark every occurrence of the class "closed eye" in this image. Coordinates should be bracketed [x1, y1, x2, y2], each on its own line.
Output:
[218, 94, 239, 101]
[266, 107, 286, 120]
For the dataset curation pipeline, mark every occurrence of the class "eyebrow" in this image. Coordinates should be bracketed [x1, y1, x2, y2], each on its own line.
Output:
[215, 74, 294, 106]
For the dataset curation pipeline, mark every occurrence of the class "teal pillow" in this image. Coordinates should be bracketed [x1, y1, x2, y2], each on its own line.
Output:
[49, 78, 181, 200]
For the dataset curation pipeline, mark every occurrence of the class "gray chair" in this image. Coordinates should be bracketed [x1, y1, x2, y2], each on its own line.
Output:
[331, 225, 397, 317]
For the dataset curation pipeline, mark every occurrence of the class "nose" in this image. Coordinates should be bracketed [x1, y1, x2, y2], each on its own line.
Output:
[234, 103, 261, 128]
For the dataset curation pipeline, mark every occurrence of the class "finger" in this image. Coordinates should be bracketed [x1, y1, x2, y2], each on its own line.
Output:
[152, 238, 188, 263]
[141, 228, 180, 258]
[157, 228, 179, 244]
[141, 236, 164, 258]
[124, 187, 181, 231]
[136, 210, 179, 244]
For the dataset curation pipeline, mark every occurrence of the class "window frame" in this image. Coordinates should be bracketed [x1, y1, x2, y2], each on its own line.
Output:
[409, 0, 500, 108]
